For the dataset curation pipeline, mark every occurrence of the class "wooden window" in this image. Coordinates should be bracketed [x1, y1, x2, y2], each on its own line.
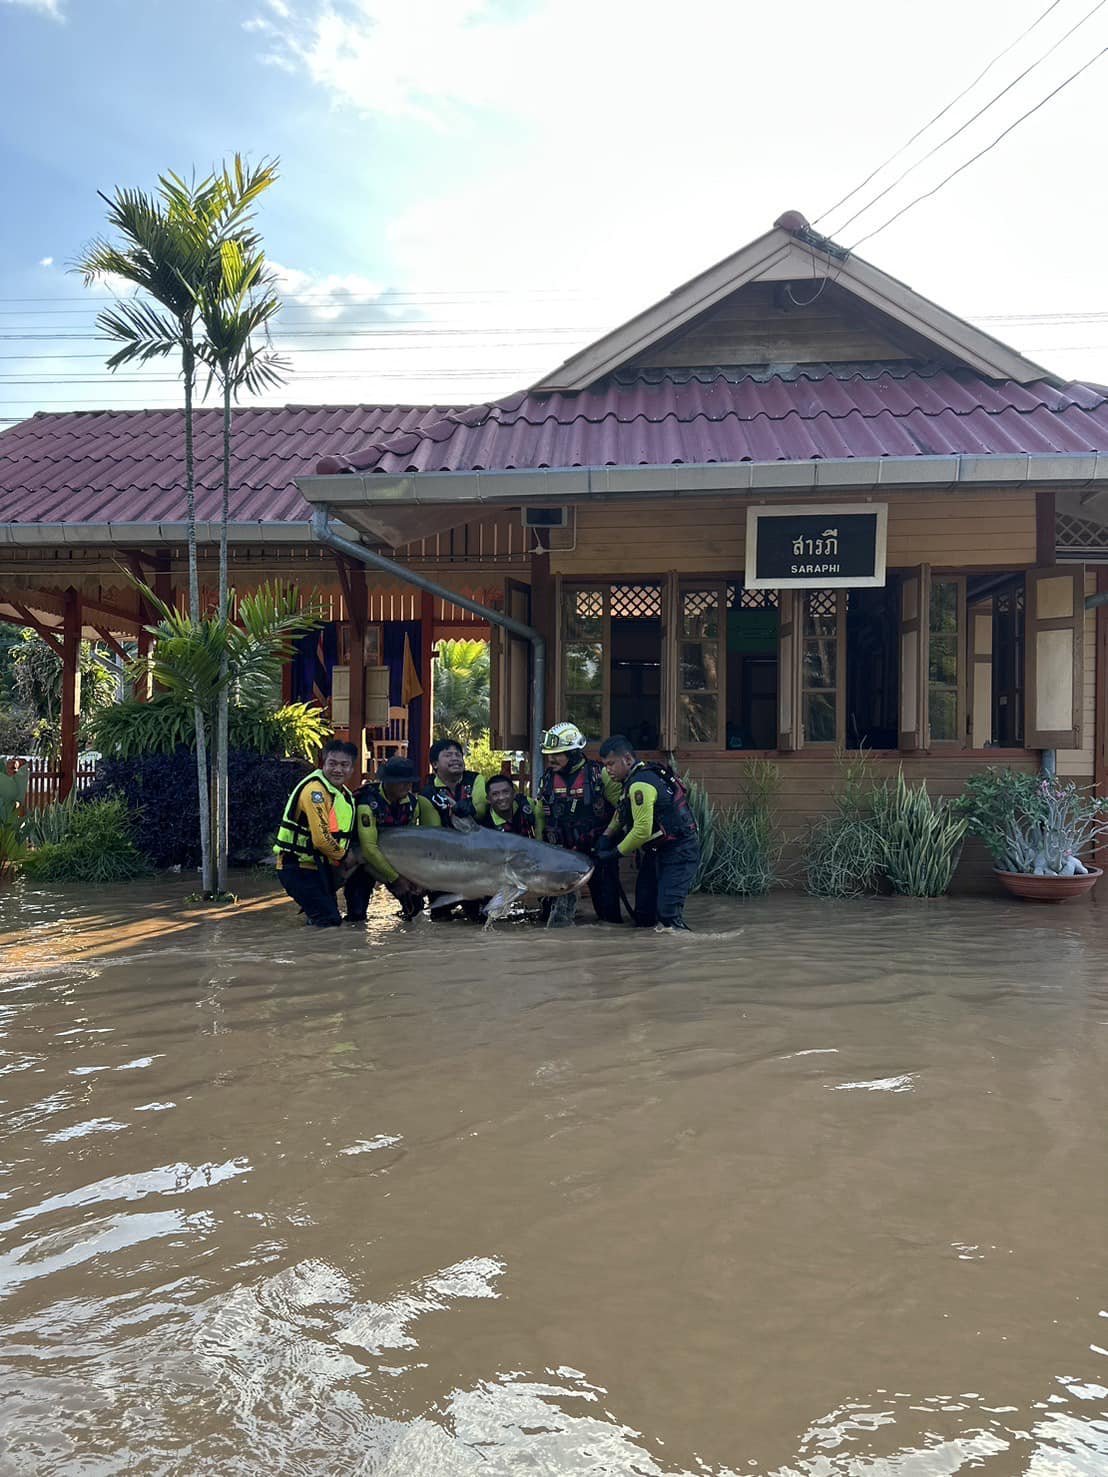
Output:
[561, 586, 604, 737]
[927, 576, 966, 744]
[800, 590, 844, 744]
[560, 582, 664, 745]
[678, 584, 724, 745]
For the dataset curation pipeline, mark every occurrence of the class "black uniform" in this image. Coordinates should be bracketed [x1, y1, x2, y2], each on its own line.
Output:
[537, 755, 622, 924]
[615, 761, 700, 929]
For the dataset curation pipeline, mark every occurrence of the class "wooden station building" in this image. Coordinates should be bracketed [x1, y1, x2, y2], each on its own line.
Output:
[3, 211, 1108, 886]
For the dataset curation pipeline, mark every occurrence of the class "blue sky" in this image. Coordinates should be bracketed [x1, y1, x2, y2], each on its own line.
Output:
[2, 0, 1107, 421]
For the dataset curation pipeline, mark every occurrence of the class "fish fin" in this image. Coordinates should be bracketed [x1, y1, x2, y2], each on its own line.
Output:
[452, 816, 479, 835]
[483, 885, 526, 928]
[431, 893, 465, 909]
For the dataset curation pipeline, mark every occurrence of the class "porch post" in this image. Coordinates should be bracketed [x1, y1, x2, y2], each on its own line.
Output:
[59, 586, 81, 799]
[530, 550, 557, 719]
[148, 553, 173, 700]
[419, 591, 434, 776]
[134, 627, 152, 701]
[347, 563, 368, 783]
[1096, 566, 1108, 801]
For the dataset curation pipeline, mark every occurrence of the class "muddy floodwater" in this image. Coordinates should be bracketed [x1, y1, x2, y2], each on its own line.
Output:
[0, 881, 1107, 1475]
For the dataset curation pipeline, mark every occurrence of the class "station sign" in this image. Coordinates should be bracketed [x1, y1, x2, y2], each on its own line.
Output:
[745, 503, 888, 589]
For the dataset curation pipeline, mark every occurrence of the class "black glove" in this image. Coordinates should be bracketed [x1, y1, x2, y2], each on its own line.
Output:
[594, 834, 618, 862]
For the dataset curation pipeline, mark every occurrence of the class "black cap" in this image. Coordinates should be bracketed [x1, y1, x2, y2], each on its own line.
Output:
[379, 755, 417, 782]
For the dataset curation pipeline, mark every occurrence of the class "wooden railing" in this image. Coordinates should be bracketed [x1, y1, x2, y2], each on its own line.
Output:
[9, 761, 98, 810]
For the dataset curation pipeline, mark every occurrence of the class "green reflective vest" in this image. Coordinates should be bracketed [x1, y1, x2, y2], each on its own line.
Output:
[274, 769, 356, 862]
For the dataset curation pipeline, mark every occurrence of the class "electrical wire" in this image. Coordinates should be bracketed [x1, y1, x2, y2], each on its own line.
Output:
[815, 0, 1064, 227]
[850, 44, 1108, 249]
[830, 0, 1107, 239]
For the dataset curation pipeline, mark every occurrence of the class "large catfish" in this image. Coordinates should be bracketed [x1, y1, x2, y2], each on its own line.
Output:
[377, 818, 593, 921]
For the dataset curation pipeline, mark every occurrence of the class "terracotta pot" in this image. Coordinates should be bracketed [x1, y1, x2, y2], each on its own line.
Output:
[994, 867, 1102, 903]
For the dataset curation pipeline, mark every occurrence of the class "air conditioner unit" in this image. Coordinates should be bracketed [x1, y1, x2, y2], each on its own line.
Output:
[521, 506, 569, 528]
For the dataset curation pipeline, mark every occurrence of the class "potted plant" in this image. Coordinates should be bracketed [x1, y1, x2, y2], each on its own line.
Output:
[958, 768, 1108, 901]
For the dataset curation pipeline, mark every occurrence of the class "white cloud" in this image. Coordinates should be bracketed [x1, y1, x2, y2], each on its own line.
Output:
[38, 256, 54, 268]
[258, 50, 297, 72]
[1, 0, 63, 18]
[253, 0, 1108, 388]
[242, 16, 270, 32]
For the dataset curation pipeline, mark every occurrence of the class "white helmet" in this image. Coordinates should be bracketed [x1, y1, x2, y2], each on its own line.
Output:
[541, 721, 587, 755]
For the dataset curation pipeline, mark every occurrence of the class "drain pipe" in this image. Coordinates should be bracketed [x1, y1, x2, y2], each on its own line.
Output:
[310, 505, 547, 786]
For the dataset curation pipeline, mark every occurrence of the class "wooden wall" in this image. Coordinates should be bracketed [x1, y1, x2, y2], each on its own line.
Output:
[626, 281, 924, 367]
[681, 749, 1039, 894]
[550, 489, 1039, 577]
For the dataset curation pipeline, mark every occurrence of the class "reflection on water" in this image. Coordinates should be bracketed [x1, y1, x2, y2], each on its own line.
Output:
[0, 878, 1106, 1475]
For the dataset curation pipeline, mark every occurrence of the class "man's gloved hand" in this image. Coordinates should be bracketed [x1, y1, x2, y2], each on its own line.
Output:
[594, 834, 618, 862]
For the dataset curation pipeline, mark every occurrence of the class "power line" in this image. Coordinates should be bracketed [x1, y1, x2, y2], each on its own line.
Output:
[0, 288, 594, 307]
[0, 326, 606, 344]
[831, 0, 1108, 239]
[816, 0, 1064, 227]
[851, 44, 1108, 249]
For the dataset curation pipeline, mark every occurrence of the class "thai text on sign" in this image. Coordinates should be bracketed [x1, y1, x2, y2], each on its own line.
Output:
[745, 504, 888, 589]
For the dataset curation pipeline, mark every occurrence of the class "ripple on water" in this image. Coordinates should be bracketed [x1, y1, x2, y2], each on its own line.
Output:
[0, 885, 1105, 1474]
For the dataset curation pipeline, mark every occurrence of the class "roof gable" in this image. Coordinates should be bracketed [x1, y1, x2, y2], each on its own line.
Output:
[535, 213, 1052, 391]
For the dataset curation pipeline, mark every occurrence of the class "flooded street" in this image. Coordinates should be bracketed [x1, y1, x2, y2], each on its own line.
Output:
[0, 882, 1107, 1475]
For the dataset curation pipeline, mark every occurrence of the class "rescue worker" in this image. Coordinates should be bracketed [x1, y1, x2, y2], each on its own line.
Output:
[274, 738, 360, 927]
[597, 734, 700, 932]
[536, 721, 622, 925]
[421, 738, 487, 825]
[350, 755, 441, 921]
[422, 738, 488, 920]
[481, 774, 543, 840]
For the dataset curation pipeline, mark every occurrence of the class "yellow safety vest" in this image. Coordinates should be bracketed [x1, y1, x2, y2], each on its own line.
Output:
[274, 769, 355, 862]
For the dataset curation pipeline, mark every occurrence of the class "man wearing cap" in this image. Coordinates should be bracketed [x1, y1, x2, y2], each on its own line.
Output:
[348, 755, 441, 922]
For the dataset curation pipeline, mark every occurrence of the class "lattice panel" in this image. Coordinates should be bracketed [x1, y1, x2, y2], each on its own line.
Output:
[1057, 513, 1108, 551]
[995, 588, 1025, 616]
[682, 589, 718, 621]
[610, 583, 662, 619]
[806, 590, 837, 619]
[726, 584, 779, 609]
[572, 590, 604, 622]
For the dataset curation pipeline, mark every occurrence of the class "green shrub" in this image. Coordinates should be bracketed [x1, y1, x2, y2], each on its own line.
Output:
[806, 814, 885, 897]
[871, 770, 966, 897]
[85, 749, 308, 869]
[698, 760, 781, 896]
[805, 750, 884, 898]
[682, 775, 719, 893]
[0, 707, 36, 756]
[22, 798, 150, 884]
[22, 794, 78, 849]
[0, 766, 28, 883]
[92, 696, 330, 760]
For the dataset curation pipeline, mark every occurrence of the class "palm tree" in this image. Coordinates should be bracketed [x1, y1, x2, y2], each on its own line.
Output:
[135, 583, 322, 755]
[194, 160, 286, 894]
[75, 161, 277, 897]
[433, 639, 491, 746]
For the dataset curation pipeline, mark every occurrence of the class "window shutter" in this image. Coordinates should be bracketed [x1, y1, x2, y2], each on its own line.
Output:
[969, 601, 994, 749]
[498, 579, 532, 751]
[1025, 566, 1084, 749]
[777, 590, 802, 751]
[899, 564, 930, 751]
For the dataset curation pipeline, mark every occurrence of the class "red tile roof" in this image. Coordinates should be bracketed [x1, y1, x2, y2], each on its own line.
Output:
[316, 366, 1108, 476]
[0, 404, 458, 526]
